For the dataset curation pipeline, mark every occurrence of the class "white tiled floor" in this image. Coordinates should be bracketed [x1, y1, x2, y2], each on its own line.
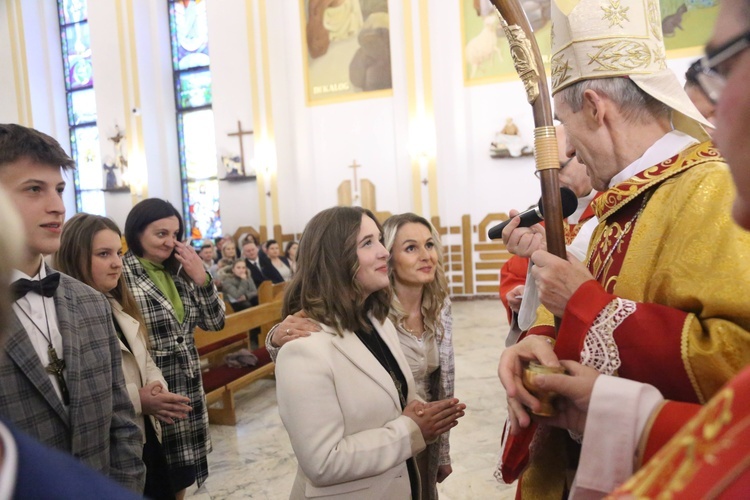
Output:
[188, 298, 517, 499]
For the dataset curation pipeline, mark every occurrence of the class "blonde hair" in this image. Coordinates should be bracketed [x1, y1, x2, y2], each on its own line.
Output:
[382, 213, 448, 340]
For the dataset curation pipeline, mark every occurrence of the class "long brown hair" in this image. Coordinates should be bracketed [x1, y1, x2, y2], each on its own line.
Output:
[55, 213, 148, 343]
[283, 206, 391, 335]
[382, 213, 448, 340]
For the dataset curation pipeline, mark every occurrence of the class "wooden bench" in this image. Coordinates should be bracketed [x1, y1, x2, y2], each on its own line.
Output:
[258, 281, 287, 338]
[258, 280, 287, 304]
[195, 299, 283, 425]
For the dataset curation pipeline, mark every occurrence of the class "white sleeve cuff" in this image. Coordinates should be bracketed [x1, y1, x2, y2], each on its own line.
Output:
[569, 375, 663, 498]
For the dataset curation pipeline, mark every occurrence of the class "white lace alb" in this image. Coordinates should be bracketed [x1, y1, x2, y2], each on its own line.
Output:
[580, 297, 637, 376]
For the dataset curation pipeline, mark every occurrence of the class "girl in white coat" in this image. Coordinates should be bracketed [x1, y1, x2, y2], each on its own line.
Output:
[56, 214, 192, 499]
[274, 206, 465, 499]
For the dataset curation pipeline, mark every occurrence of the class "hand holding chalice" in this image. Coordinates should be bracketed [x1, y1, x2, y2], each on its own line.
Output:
[522, 361, 567, 417]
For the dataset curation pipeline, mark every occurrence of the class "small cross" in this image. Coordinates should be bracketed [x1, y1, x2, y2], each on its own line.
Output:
[46, 346, 70, 406]
[349, 160, 361, 190]
[228, 120, 254, 175]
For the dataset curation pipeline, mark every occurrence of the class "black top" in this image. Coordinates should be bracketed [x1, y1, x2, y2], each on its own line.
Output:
[354, 319, 408, 410]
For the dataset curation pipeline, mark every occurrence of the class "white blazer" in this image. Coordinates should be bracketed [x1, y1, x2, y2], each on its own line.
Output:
[110, 299, 169, 443]
[276, 313, 427, 499]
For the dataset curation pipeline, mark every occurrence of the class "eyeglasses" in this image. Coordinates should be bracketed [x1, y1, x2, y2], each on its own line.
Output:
[688, 30, 750, 104]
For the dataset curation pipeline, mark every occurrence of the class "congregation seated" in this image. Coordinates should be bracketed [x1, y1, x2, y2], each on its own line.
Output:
[284, 240, 298, 274]
[219, 259, 258, 311]
[209, 257, 232, 283]
[263, 239, 292, 282]
[215, 236, 238, 262]
[198, 244, 215, 272]
[242, 240, 282, 286]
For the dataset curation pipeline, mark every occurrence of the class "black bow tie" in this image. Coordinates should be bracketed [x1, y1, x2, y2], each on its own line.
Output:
[11, 274, 61, 302]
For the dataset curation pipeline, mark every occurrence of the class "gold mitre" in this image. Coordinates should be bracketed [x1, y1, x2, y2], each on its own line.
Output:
[550, 0, 711, 141]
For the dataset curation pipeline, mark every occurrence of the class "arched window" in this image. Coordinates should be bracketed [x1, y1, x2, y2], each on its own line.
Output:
[57, 0, 105, 215]
[168, 0, 221, 241]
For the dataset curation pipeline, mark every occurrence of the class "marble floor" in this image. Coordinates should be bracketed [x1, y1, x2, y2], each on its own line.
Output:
[188, 298, 517, 499]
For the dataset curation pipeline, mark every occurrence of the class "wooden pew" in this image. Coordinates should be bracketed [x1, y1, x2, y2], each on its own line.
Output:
[258, 281, 287, 337]
[258, 280, 287, 304]
[195, 299, 282, 425]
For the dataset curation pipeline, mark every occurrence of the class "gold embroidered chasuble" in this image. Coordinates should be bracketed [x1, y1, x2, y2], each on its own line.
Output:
[516, 142, 750, 498]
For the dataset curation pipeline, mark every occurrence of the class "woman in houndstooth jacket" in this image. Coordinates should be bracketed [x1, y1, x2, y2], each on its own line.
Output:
[122, 199, 225, 499]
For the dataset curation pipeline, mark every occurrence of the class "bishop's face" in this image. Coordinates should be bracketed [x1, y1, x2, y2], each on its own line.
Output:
[554, 95, 618, 192]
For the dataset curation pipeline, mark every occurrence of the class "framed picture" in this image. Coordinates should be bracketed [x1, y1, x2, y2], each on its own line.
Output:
[300, 0, 393, 105]
[460, 0, 718, 86]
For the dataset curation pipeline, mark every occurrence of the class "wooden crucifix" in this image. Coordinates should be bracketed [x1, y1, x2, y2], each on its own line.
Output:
[349, 159, 361, 195]
[228, 120, 254, 175]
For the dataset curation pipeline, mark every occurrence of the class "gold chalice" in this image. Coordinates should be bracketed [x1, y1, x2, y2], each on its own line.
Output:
[522, 362, 566, 417]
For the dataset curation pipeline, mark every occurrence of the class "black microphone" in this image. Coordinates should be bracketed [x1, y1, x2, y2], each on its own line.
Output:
[488, 187, 579, 240]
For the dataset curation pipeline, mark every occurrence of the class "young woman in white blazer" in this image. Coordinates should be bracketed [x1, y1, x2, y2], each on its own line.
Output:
[273, 206, 466, 499]
[56, 214, 192, 500]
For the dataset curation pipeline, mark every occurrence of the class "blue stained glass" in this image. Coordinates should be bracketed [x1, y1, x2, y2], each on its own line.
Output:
[187, 180, 222, 240]
[180, 109, 217, 180]
[58, 0, 87, 25]
[61, 22, 93, 90]
[169, 1, 210, 71]
[71, 125, 102, 190]
[176, 70, 212, 109]
[67, 88, 97, 126]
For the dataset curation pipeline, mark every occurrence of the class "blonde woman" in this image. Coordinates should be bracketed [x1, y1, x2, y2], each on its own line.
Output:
[382, 213, 455, 499]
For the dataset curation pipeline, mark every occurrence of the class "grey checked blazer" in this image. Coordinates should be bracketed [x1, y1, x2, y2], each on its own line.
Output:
[0, 270, 146, 492]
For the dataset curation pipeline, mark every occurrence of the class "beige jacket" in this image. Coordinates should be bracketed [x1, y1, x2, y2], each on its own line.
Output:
[110, 299, 169, 443]
[276, 314, 426, 499]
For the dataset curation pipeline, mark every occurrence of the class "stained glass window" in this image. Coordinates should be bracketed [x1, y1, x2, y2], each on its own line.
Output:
[58, 0, 104, 215]
[168, 0, 221, 240]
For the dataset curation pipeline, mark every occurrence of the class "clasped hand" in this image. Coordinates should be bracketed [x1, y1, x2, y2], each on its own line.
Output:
[403, 398, 466, 443]
[139, 381, 192, 424]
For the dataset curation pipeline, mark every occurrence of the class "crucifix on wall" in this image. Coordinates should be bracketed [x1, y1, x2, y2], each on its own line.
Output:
[338, 159, 376, 210]
[227, 120, 254, 176]
[349, 159, 361, 199]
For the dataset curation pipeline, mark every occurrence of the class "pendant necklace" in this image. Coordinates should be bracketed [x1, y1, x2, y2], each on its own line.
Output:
[15, 300, 70, 406]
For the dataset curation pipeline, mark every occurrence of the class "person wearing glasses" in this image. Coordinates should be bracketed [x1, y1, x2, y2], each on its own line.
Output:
[685, 60, 717, 134]
[496, 0, 750, 497]
[506, 0, 750, 496]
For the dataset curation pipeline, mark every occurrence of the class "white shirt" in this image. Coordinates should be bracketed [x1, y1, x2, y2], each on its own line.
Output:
[608, 130, 699, 188]
[0, 421, 19, 500]
[11, 264, 68, 411]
